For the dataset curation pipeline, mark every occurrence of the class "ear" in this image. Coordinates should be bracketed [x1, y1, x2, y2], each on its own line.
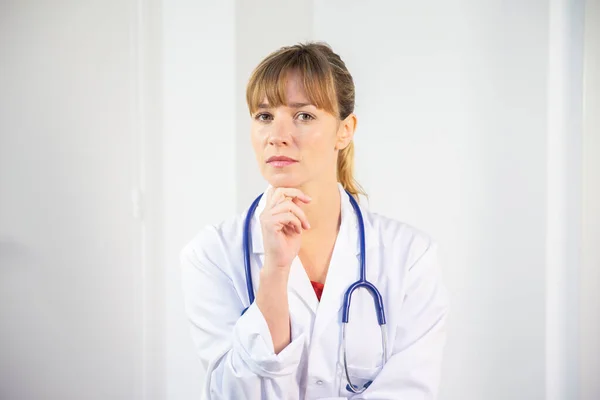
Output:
[335, 114, 357, 150]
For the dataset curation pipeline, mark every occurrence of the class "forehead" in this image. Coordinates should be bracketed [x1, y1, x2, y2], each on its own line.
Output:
[247, 66, 337, 115]
[259, 74, 313, 108]
[284, 72, 307, 97]
[265, 75, 308, 103]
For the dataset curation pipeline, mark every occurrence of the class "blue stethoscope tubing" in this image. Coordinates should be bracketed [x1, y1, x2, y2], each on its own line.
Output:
[242, 190, 388, 394]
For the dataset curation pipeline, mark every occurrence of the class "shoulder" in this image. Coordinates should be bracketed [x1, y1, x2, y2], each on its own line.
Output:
[363, 209, 446, 305]
[180, 212, 246, 277]
[362, 207, 437, 268]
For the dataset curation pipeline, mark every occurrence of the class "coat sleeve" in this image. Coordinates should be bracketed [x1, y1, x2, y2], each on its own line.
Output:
[353, 240, 449, 399]
[180, 230, 306, 399]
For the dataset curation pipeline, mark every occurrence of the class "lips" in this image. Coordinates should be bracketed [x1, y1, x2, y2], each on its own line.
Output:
[266, 155, 298, 167]
[267, 156, 296, 162]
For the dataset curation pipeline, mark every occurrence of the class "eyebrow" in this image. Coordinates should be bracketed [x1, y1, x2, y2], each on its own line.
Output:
[257, 102, 315, 109]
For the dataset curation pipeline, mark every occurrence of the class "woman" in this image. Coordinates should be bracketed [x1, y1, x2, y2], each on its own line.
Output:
[181, 42, 448, 399]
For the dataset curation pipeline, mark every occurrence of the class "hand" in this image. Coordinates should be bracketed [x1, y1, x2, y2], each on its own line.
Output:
[259, 187, 311, 270]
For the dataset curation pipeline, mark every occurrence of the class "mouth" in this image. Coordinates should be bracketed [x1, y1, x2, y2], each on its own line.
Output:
[266, 155, 298, 168]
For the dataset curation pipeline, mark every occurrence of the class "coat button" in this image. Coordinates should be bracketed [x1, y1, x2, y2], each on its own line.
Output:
[316, 380, 324, 385]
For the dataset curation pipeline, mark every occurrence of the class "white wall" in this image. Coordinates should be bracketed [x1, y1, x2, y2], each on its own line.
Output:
[581, 0, 600, 398]
[0, 1, 148, 399]
[546, 0, 585, 398]
[162, 1, 236, 399]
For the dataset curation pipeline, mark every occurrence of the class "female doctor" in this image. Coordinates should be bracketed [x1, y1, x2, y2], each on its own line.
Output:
[181, 42, 448, 399]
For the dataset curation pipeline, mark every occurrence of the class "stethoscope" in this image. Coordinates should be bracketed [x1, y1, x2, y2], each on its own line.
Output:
[242, 190, 388, 394]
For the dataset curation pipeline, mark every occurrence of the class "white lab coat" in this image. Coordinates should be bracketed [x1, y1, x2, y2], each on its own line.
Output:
[181, 183, 448, 400]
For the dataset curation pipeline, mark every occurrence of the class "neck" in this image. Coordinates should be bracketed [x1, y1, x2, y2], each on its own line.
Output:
[297, 179, 342, 235]
[293, 178, 342, 282]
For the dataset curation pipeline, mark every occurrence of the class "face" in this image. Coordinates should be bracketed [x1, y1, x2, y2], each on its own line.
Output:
[251, 71, 356, 189]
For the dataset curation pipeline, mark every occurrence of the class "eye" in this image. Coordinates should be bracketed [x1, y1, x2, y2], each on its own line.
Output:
[296, 112, 315, 121]
[255, 112, 273, 122]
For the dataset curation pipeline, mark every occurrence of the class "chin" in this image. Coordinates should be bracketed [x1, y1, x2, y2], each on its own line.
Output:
[264, 173, 304, 188]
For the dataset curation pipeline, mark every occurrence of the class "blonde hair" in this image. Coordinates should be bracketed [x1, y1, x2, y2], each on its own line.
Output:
[246, 42, 366, 199]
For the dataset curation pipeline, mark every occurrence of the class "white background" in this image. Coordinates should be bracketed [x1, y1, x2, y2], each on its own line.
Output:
[0, 1, 598, 399]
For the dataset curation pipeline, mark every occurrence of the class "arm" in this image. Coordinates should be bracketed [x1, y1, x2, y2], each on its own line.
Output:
[256, 265, 293, 354]
[180, 234, 305, 400]
[354, 241, 449, 399]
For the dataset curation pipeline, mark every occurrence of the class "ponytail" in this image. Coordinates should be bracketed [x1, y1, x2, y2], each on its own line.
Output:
[337, 141, 366, 200]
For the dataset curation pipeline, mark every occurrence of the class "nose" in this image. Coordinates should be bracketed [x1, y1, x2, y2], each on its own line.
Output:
[268, 117, 292, 146]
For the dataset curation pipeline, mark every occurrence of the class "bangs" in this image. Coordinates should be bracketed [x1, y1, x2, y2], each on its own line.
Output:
[246, 47, 339, 117]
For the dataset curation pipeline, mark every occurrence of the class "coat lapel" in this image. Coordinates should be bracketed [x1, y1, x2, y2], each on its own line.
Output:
[288, 256, 319, 315]
[311, 184, 373, 340]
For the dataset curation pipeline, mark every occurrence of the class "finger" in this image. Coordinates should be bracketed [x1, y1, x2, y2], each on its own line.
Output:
[283, 219, 301, 235]
[266, 187, 275, 203]
[269, 189, 289, 207]
[271, 200, 311, 230]
[271, 193, 310, 212]
[269, 187, 311, 206]
[282, 223, 300, 235]
[272, 202, 310, 231]
[267, 188, 286, 208]
[291, 197, 305, 209]
[271, 212, 302, 234]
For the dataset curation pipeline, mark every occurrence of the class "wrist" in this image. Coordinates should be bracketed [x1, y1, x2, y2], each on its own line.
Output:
[262, 256, 292, 271]
[260, 262, 291, 282]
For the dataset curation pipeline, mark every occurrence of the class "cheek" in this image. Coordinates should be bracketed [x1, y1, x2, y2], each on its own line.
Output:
[250, 128, 265, 157]
[300, 130, 337, 162]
